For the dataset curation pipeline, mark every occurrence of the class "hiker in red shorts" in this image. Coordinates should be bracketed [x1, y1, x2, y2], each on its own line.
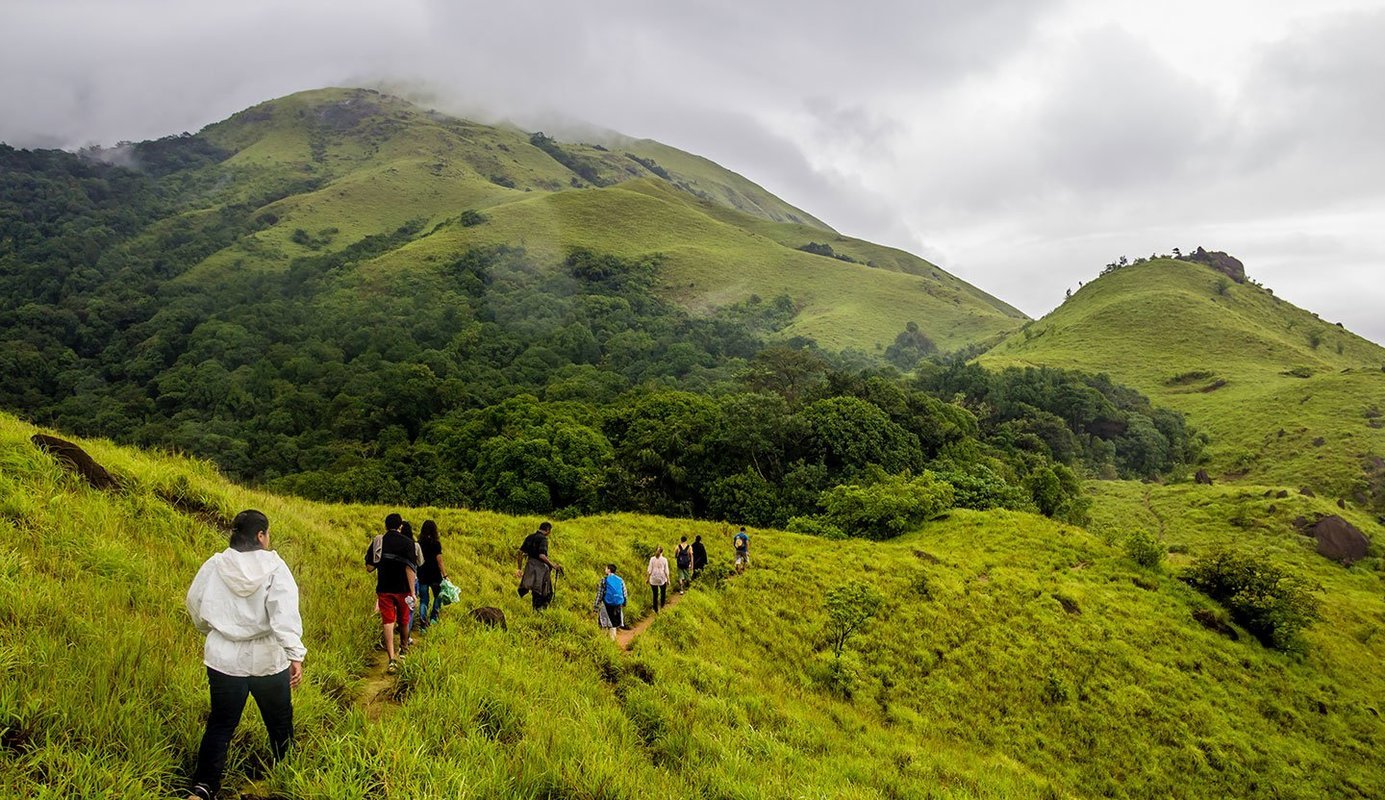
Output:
[365, 513, 419, 674]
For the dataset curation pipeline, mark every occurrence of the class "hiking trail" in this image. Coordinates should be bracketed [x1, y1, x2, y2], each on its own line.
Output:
[616, 588, 686, 650]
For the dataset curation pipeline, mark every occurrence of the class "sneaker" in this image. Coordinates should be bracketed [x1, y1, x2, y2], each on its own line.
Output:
[387, 660, 398, 674]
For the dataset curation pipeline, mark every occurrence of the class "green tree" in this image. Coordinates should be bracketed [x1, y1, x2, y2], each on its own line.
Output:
[823, 582, 884, 658]
[819, 471, 954, 540]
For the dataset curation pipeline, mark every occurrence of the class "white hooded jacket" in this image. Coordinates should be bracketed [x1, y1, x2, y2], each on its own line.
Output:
[186, 548, 307, 677]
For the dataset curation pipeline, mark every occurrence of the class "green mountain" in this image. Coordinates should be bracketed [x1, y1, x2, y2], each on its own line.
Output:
[981, 257, 1385, 507]
[4, 412, 1383, 799]
[181, 87, 1024, 353]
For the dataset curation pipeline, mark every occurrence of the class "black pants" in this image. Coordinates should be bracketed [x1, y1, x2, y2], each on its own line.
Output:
[191, 667, 293, 795]
[604, 602, 624, 628]
[651, 583, 667, 612]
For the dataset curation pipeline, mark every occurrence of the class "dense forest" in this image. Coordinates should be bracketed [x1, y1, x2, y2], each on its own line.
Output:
[0, 143, 1202, 536]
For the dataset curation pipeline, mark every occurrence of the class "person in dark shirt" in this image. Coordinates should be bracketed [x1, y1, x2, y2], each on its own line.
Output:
[516, 522, 561, 610]
[365, 513, 419, 673]
[416, 519, 447, 629]
[691, 534, 708, 578]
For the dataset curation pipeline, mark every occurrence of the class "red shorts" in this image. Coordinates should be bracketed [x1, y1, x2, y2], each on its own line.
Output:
[377, 593, 411, 628]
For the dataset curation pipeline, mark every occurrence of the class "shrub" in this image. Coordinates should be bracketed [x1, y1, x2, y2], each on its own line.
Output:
[823, 582, 884, 658]
[1184, 549, 1321, 651]
[1125, 529, 1164, 569]
[786, 515, 846, 539]
[459, 209, 488, 227]
[818, 471, 955, 540]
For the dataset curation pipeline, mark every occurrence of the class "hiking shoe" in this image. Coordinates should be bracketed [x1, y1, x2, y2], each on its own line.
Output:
[387, 660, 398, 674]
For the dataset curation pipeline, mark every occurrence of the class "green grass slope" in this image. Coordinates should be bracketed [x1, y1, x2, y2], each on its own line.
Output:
[4, 413, 1383, 799]
[981, 259, 1385, 498]
[167, 87, 1024, 353]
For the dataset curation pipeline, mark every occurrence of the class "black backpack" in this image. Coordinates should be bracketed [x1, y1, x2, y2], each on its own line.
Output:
[676, 544, 692, 568]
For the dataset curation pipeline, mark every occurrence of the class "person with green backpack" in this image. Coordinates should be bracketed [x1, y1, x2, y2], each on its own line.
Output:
[593, 564, 627, 641]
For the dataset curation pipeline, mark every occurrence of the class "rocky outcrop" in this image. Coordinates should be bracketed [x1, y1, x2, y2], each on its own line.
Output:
[31, 434, 121, 491]
[1310, 516, 1370, 565]
[1195, 469, 1213, 485]
[1186, 247, 1246, 283]
[469, 606, 508, 630]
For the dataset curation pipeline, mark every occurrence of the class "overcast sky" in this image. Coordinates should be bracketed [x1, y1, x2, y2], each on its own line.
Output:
[5, 0, 1383, 343]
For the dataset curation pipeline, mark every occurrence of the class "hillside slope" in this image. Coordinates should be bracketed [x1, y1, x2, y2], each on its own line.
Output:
[981, 258, 1385, 501]
[175, 87, 1024, 352]
[3, 414, 1383, 799]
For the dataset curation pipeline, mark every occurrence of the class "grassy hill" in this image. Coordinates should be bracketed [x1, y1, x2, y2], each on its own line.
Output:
[4, 413, 1384, 799]
[981, 258, 1385, 501]
[178, 87, 1024, 353]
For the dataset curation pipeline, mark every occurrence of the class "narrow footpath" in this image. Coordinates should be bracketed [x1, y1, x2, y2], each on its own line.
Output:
[616, 589, 687, 650]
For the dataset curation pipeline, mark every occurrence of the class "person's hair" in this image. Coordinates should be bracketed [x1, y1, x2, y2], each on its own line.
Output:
[680, 536, 687, 543]
[606, 563, 618, 574]
[385, 513, 402, 531]
[739, 526, 746, 532]
[538, 521, 552, 532]
[694, 535, 702, 542]
[401, 521, 413, 539]
[655, 546, 664, 557]
[229, 509, 269, 552]
[420, 519, 439, 544]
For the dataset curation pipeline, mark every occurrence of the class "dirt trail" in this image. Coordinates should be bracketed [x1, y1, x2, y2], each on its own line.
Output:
[358, 650, 400, 721]
[616, 587, 687, 650]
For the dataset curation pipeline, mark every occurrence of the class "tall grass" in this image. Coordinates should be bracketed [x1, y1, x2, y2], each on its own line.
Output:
[2, 414, 1382, 798]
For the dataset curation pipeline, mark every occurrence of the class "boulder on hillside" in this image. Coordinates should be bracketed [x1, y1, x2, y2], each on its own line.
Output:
[1292, 516, 1312, 535]
[1299, 487, 1316, 498]
[1186, 247, 1246, 283]
[1310, 515, 1370, 565]
[30, 434, 121, 491]
[1195, 469, 1213, 485]
[469, 606, 508, 630]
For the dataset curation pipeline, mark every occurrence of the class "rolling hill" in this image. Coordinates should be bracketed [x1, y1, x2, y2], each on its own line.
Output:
[3, 413, 1384, 799]
[174, 87, 1025, 353]
[981, 258, 1385, 505]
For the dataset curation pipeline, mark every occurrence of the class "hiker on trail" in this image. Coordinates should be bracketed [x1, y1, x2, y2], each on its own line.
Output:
[593, 564, 627, 641]
[516, 521, 562, 611]
[733, 526, 750, 574]
[365, 513, 419, 674]
[674, 536, 693, 593]
[691, 534, 708, 578]
[184, 510, 304, 800]
[415, 519, 447, 630]
[647, 546, 670, 612]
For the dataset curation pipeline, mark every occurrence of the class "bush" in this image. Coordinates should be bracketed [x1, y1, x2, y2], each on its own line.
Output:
[823, 582, 884, 658]
[1125, 529, 1165, 569]
[818, 471, 955, 540]
[785, 515, 845, 539]
[1184, 549, 1322, 651]
[459, 209, 488, 227]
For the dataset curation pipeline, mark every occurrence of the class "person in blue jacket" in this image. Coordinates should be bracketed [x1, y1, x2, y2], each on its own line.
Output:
[593, 564, 627, 641]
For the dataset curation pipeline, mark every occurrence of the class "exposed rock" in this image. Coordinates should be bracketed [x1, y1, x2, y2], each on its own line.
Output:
[1310, 515, 1370, 565]
[1192, 608, 1238, 640]
[1186, 247, 1246, 283]
[1292, 516, 1312, 535]
[30, 434, 121, 491]
[1312, 437, 1326, 447]
[1299, 487, 1316, 498]
[1195, 469, 1213, 485]
[1275, 490, 1290, 499]
[469, 606, 508, 630]
[1337, 498, 1347, 509]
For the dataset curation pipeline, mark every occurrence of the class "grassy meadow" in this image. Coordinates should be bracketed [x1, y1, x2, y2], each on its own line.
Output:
[981, 258, 1385, 497]
[3, 410, 1384, 799]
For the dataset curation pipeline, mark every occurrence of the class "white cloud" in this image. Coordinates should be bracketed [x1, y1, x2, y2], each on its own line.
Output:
[1, 0, 1382, 343]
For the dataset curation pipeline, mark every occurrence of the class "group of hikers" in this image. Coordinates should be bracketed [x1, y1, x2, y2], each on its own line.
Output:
[180, 508, 750, 800]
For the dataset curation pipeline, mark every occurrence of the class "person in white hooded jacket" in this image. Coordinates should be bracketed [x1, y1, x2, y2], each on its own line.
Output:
[184, 509, 305, 800]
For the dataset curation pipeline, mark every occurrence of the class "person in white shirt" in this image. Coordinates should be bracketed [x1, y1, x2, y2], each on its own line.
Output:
[184, 510, 305, 800]
[647, 546, 670, 613]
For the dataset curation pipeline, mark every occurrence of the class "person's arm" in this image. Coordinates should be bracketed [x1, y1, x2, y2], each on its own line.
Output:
[266, 562, 307, 689]
[364, 540, 376, 573]
[405, 566, 417, 599]
[436, 554, 447, 581]
[185, 560, 215, 634]
[516, 548, 526, 578]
